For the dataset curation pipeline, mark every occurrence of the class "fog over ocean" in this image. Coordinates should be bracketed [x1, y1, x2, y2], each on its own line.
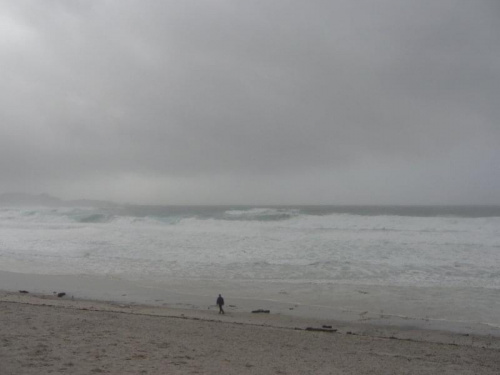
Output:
[1, 203, 499, 333]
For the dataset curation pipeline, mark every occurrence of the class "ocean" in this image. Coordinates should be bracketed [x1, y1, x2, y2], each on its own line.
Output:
[1, 205, 500, 333]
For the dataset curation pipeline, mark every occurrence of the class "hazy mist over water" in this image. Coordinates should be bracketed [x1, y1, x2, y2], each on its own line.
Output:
[119, 205, 500, 219]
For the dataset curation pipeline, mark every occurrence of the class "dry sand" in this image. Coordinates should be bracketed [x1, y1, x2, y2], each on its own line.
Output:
[1, 291, 499, 374]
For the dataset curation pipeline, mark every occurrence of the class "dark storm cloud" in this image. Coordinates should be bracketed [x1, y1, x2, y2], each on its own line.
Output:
[1, 0, 499, 204]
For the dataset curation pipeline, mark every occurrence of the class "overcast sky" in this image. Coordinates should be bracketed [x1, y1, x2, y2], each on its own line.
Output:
[1, 0, 499, 205]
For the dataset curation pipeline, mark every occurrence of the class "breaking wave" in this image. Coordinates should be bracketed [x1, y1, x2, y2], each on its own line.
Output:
[222, 208, 300, 221]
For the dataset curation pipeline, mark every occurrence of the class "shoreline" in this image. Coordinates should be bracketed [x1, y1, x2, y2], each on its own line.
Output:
[1, 290, 500, 374]
[2, 290, 500, 349]
[1, 269, 500, 338]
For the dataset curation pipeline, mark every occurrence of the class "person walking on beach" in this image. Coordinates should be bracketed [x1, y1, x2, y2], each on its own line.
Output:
[216, 294, 225, 314]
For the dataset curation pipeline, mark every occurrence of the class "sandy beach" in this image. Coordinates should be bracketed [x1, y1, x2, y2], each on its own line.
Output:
[1, 291, 499, 374]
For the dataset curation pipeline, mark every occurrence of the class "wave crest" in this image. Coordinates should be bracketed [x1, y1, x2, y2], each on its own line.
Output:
[222, 208, 300, 221]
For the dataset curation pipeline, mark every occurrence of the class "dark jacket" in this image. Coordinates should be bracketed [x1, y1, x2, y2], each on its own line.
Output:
[216, 296, 224, 306]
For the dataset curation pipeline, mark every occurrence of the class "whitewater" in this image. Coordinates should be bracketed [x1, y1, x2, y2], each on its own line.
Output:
[1, 205, 500, 333]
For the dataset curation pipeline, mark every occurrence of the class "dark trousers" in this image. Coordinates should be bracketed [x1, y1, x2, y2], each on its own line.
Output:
[218, 304, 224, 314]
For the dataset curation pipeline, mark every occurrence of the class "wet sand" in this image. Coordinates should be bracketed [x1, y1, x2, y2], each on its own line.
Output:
[2, 270, 499, 337]
[1, 291, 499, 374]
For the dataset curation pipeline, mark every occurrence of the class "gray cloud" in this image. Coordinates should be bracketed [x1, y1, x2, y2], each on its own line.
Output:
[1, 0, 499, 204]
